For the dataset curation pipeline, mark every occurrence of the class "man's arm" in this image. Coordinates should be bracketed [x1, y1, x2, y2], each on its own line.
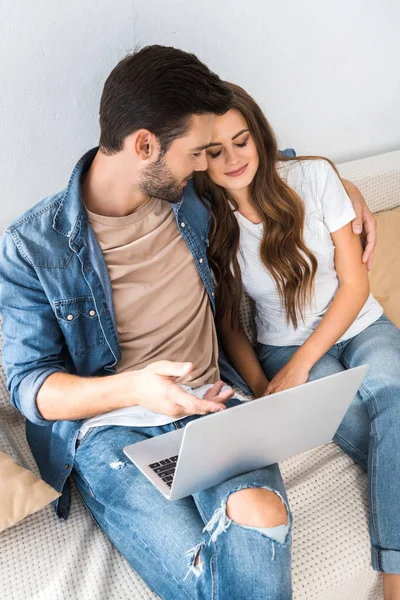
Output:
[341, 179, 377, 270]
[0, 233, 230, 424]
[37, 362, 232, 421]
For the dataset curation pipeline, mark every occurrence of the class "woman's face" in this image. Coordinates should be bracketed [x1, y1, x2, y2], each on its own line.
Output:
[206, 108, 259, 194]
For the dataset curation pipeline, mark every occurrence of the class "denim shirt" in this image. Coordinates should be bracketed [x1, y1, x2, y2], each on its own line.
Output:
[0, 147, 295, 519]
[0, 148, 218, 518]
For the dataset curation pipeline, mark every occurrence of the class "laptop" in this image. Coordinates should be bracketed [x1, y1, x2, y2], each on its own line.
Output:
[123, 364, 368, 501]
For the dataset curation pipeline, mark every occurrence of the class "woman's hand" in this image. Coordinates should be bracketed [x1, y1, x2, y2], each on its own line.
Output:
[264, 360, 310, 395]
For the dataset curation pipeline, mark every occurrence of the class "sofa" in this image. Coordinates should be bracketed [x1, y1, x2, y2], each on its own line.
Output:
[1, 149, 399, 600]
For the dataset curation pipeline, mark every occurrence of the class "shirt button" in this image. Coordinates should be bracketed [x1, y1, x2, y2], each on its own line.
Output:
[199, 258, 203, 264]
[65, 464, 70, 470]
[89, 309, 96, 317]
[211, 292, 214, 297]
[180, 222, 186, 228]
[66, 314, 74, 321]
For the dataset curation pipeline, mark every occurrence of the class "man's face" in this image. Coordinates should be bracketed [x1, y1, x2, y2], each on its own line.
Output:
[139, 114, 214, 203]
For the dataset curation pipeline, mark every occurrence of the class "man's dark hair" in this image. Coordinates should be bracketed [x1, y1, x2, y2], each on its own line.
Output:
[99, 45, 233, 154]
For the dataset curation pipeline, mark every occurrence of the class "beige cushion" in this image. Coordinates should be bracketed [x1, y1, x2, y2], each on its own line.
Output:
[369, 206, 400, 328]
[0, 449, 60, 532]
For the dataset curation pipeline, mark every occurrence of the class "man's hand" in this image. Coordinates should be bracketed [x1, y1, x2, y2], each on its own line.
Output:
[37, 362, 232, 422]
[342, 179, 377, 271]
[123, 362, 232, 418]
[203, 380, 235, 403]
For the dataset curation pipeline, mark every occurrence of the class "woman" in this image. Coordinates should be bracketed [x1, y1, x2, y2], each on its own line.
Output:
[194, 83, 400, 599]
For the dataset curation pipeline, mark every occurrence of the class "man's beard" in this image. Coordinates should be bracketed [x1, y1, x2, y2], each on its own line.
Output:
[139, 154, 192, 204]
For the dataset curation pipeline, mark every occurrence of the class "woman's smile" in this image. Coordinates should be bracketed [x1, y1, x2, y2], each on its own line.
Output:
[225, 164, 248, 177]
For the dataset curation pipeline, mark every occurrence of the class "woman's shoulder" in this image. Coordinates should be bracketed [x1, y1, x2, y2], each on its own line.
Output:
[277, 158, 333, 183]
[278, 159, 338, 207]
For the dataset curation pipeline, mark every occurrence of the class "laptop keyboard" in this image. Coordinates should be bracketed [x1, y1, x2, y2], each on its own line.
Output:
[149, 455, 178, 487]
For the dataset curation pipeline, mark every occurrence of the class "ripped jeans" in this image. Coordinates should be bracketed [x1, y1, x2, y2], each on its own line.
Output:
[73, 398, 292, 600]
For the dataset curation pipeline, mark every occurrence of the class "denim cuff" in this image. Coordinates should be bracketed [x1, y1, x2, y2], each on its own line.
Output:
[18, 367, 66, 425]
[372, 547, 400, 574]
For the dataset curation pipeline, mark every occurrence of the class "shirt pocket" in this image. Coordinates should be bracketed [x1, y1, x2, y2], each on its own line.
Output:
[54, 296, 105, 357]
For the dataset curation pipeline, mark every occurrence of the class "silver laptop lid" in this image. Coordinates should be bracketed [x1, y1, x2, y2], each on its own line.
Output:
[168, 365, 368, 500]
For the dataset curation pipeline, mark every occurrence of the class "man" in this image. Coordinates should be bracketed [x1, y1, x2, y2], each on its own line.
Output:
[0, 46, 378, 599]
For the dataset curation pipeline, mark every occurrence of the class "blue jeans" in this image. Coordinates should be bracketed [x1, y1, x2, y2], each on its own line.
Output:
[259, 314, 400, 575]
[73, 398, 292, 600]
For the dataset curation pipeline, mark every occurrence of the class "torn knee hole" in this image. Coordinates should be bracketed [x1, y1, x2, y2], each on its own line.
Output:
[226, 487, 288, 528]
[202, 487, 289, 545]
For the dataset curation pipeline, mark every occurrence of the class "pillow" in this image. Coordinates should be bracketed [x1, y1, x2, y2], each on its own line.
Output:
[368, 206, 400, 328]
[0, 450, 60, 532]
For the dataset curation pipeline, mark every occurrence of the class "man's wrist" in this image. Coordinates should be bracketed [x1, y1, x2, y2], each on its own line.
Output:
[107, 371, 140, 409]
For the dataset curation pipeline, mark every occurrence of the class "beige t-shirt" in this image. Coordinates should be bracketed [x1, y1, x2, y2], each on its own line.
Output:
[79, 197, 221, 433]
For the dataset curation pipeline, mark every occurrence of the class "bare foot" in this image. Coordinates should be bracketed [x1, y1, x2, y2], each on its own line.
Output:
[383, 573, 400, 600]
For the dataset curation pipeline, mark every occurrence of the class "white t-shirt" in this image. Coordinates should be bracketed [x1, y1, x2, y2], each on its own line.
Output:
[236, 159, 383, 346]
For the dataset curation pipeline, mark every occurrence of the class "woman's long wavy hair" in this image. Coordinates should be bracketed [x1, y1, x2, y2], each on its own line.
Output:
[195, 83, 338, 330]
